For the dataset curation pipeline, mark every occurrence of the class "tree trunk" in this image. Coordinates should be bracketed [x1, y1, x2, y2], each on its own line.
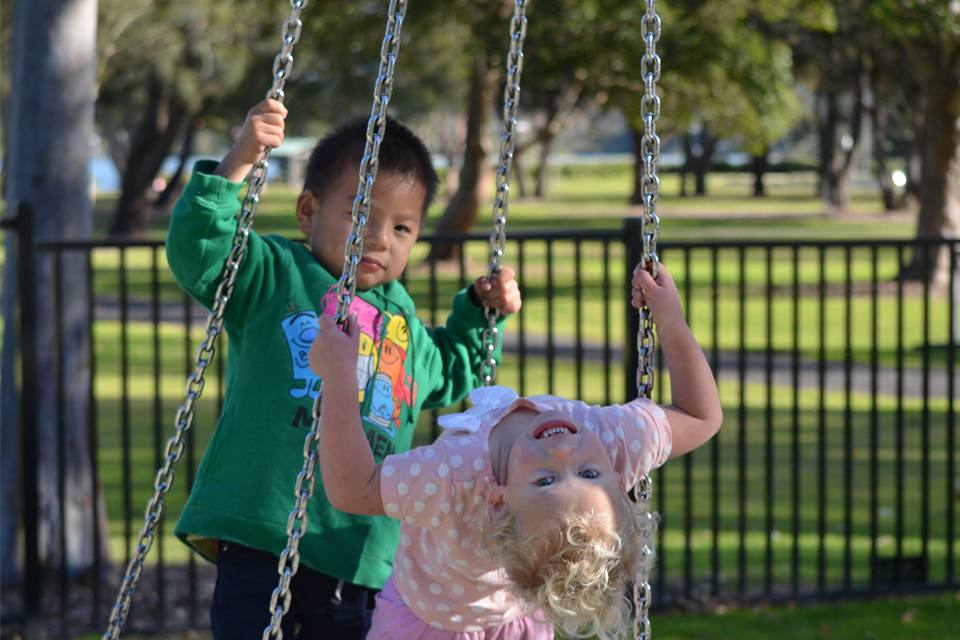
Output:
[534, 135, 555, 198]
[155, 112, 201, 214]
[678, 133, 691, 198]
[904, 100, 925, 210]
[905, 62, 960, 283]
[692, 128, 715, 197]
[818, 87, 842, 212]
[751, 147, 769, 197]
[432, 112, 465, 198]
[834, 66, 866, 212]
[631, 127, 645, 204]
[429, 58, 496, 260]
[108, 73, 192, 236]
[2, 0, 106, 585]
[869, 56, 898, 211]
[513, 151, 527, 198]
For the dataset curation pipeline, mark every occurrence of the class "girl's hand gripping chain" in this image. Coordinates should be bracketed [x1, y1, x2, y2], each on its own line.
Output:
[308, 314, 386, 517]
[308, 313, 360, 380]
[631, 262, 723, 459]
[631, 262, 685, 329]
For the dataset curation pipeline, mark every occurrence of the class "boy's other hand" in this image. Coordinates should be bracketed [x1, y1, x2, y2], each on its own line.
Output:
[631, 262, 686, 329]
[308, 313, 360, 380]
[473, 267, 522, 316]
[214, 99, 288, 183]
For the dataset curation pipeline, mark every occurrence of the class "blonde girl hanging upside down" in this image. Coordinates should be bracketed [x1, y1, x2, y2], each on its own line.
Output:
[309, 262, 722, 640]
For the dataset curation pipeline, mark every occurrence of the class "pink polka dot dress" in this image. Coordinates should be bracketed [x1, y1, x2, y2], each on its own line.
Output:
[373, 386, 672, 638]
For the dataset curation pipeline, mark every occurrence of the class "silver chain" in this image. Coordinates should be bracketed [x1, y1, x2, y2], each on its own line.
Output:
[100, 3, 309, 639]
[481, 0, 529, 386]
[634, 1, 660, 639]
[632, 475, 655, 640]
[261, 2, 408, 639]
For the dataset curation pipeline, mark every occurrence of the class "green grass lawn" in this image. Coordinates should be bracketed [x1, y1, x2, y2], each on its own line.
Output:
[651, 591, 960, 640]
[78, 592, 960, 640]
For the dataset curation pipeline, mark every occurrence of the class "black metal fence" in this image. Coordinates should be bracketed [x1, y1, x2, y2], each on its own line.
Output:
[2, 206, 957, 637]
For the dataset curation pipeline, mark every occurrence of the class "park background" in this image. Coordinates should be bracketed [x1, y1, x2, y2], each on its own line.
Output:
[1, 0, 959, 639]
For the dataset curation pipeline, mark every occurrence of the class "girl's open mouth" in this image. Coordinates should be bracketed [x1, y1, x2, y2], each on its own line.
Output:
[533, 421, 577, 439]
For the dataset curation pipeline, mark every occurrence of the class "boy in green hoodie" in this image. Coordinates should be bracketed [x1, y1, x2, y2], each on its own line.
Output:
[166, 98, 521, 640]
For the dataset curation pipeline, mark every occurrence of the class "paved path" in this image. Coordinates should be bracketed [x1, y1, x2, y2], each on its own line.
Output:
[499, 334, 956, 400]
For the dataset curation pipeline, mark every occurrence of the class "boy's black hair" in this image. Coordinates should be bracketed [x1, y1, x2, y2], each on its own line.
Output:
[303, 116, 439, 222]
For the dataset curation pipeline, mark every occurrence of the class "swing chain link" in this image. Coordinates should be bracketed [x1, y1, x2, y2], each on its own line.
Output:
[634, 2, 660, 639]
[482, 0, 530, 386]
[100, 3, 309, 639]
[637, 0, 661, 401]
[262, 3, 408, 639]
[632, 475, 655, 640]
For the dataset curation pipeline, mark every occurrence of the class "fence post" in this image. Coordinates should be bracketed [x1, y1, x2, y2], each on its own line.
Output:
[17, 201, 42, 634]
[624, 217, 641, 403]
[952, 243, 958, 346]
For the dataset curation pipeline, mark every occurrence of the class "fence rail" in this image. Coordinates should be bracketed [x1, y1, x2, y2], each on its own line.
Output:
[1, 208, 957, 638]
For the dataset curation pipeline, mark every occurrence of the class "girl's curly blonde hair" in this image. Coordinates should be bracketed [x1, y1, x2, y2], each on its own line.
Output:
[475, 491, 657, 640]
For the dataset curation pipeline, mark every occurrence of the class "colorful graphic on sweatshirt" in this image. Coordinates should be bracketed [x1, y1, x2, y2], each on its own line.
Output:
[280, 311, 322, 399]
[280, 287, 418, 438]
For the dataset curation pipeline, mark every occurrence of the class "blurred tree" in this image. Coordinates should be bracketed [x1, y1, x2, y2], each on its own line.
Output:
[416, 0, 513, 248]
[773, 0, 887, 213]
[97, 0, 271, 236]
[868, 0, 959, 282]
[613, 0, 810, 200]
[510, 0, 637, 198]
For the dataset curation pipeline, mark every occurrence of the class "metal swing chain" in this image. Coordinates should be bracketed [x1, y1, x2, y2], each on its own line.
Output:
[262, 3, 408, 639]
[101, 3, 308, 639]
[634, 1, 661, 640]
[481, 0, 530, 386]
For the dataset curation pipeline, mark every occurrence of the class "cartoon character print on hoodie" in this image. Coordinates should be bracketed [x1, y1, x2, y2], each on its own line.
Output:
[280, 284, 418, 446]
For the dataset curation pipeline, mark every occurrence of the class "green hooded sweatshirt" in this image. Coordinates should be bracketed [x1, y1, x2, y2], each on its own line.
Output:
[167, 161, 504, 589]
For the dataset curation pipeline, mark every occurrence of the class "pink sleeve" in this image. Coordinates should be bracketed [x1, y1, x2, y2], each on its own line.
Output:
[380, 445, 457, 532]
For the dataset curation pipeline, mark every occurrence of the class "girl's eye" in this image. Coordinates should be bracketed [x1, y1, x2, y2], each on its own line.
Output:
[395, 225, 409, 233]
[579, 469, 599, 479]
[535, 477, 554, 487]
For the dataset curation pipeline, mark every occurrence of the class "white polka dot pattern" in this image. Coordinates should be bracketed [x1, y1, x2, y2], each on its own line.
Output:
[374, 391, 671, 632]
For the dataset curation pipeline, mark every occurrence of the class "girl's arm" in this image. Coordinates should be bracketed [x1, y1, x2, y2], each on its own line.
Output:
[632, 263, 723, 458]
[309, 313, 386, 516]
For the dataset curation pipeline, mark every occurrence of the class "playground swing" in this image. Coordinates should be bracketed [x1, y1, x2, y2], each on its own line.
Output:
[101, 0, 662, 638]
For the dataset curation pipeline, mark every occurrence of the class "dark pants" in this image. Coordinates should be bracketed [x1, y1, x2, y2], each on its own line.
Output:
[212, 542, 379, 640]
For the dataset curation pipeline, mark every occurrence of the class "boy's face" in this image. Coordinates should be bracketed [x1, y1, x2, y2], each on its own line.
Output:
[496, 409, 624, 534]
[296, 169, 425, 290]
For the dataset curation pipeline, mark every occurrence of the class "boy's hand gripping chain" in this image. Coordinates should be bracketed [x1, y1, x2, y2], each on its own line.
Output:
[481, 0, 530, 386]
[101, 3, 308, 638]
[634, 2, 661, 640]
[262, 3, 408, 639]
